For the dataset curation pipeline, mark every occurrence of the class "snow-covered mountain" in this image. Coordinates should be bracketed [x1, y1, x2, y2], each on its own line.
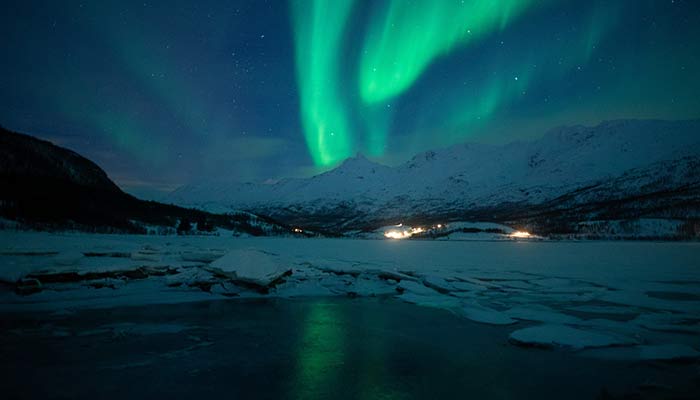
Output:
[169, 120, 700, 234]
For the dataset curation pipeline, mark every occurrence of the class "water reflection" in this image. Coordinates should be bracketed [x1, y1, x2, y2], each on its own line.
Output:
[355, 305, 408, 400]
[293, 302, 346, 398]
[1, 298, 695, 399]
[292, 300, 409, 399]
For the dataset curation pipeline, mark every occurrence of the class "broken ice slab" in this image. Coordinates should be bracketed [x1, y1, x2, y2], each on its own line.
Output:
[206, 248, 292, 288]
[509, 324, 640, 350]
[459, 303, 517, 325]
[130, 246, 162, 262]
[506, 305, 581, 324]
[396, 280, 441, 296]
[397, 292, 461, 309]
[180, 249, 226, 263]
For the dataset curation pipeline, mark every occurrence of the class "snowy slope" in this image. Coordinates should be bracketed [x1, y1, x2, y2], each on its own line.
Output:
[169, 120, 700, 231]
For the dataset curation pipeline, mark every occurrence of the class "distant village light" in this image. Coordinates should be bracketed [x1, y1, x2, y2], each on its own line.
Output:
[384, 226, 424, 239]
[509, 230, 531, 238]
[384, 230, 410, 239]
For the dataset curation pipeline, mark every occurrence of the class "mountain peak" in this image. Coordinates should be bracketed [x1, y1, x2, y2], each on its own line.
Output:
[337, 152, 381, 169]
[345, 152, 369, 163]
[315, 152, 391, 181]
[169, 119, 700, 231]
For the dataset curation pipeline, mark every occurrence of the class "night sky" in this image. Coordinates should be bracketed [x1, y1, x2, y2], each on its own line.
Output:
[2, 0, 699, 199]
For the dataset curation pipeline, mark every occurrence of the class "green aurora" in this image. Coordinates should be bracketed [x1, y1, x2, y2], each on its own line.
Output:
[2, 0, 699, 192]
[289, 0, 700, 167]
[358, 0, 535, 104]
[291, 0, 540, 166]
[290, 0, 356, 166]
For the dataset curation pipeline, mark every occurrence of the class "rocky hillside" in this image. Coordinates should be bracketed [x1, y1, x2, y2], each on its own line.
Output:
[0, 126, 291, 235]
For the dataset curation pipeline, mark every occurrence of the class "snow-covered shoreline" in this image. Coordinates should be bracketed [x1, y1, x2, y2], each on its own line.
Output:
[1, 231, 699, 361]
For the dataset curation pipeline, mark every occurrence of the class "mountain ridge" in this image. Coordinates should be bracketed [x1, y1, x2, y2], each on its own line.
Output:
[169, 119, 700, 234]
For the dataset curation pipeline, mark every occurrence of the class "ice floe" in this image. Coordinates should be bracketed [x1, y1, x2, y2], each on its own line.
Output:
[509, 325, 639, 350]
[459, 303, 517, 325]
[1, 231, 699, 359]
[206, 248, 292, 288]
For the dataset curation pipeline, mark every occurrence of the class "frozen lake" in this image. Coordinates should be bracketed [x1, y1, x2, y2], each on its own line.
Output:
[2, 297, 699, 399]
[1, 232, 699, 398]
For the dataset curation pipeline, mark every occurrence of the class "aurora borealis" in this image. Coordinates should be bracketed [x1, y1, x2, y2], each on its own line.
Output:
[291, 0, 355, 166]
[291, 0, 538, 164]
[358, 0, 534, 104]
[1, 0, 699, 197]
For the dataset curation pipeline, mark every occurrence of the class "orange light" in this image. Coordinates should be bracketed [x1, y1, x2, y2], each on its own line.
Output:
[509, 230, 531, 238]
[384, 227, 424, 239]
[384, 230, 410, 239]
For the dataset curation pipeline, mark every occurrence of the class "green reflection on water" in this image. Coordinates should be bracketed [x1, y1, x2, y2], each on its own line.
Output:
[293, 302, 346, 398]
[291, 301, 408, 399]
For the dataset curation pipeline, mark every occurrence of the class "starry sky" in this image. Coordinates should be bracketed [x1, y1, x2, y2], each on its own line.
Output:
[1, 0, 699, 199]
